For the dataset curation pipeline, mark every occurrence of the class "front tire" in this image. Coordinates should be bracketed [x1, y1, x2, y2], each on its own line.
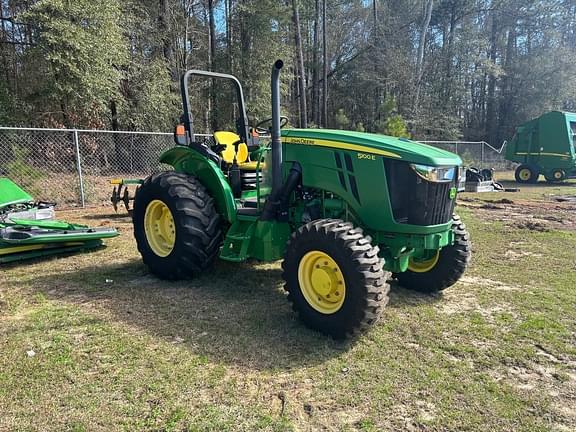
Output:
[133, 172, 222, 280]
[394, 214, 471, 294]
[282, 219, 390, 339]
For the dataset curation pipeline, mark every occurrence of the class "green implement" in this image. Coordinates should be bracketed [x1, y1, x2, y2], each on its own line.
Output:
[0, 177, 33, 207]
[506, 111, 576, 183]
[0, 177, 118, 263]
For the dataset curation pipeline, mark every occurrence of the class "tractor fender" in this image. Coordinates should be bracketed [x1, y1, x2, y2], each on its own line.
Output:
[159, 146, 236, 223]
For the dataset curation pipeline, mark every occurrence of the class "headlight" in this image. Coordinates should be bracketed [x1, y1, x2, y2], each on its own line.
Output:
[410, 164, 456, 182]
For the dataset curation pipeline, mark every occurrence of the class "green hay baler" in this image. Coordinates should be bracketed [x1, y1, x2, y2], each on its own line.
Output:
[506, 111, 576, 183]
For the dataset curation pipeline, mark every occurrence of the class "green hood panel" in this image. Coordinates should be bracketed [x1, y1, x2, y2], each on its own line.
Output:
[281, 129, 462, 166]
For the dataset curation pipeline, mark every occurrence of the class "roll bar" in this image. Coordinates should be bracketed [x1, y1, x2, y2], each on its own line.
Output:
[180, 70, 251, 145]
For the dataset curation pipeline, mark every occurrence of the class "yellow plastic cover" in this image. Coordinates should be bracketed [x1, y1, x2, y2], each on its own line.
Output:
[213, 131, 249, 164]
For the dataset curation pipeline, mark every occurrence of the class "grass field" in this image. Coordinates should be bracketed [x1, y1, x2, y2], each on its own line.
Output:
[1, 174, 576, 431]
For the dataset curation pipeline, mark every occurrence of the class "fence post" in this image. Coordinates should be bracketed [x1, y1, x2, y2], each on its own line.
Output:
[73, 129, 86, 208]
[481, 142, 485, 166]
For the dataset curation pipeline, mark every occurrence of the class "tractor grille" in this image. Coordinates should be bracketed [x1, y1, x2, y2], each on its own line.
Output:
[384, 159, 456, 226]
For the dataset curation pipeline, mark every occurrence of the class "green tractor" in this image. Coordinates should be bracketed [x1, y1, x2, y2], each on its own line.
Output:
[132, 60, 471, 338]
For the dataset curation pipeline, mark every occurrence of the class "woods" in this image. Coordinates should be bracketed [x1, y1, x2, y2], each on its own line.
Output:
[1, 0, 576, 145]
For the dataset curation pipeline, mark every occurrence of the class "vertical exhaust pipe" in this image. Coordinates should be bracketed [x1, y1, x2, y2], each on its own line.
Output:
[271, 59, 284, 193]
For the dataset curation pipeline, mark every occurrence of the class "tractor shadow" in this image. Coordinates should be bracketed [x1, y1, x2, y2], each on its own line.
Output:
[16, 256, 439, 371]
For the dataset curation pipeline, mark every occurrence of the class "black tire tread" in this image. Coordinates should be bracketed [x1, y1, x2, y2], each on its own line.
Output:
[282, 219, 390, 338]
[515, 164, 539, 184]
[544, 169, 566, 183]
[133, 172, 222, 280]
[393, 214, 471, 293]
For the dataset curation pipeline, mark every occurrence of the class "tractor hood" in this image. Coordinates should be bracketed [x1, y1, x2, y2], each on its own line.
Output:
[281, 129, 462, 167]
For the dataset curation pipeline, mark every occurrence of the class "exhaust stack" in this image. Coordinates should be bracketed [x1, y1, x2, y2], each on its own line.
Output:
[271, 59, 284, 193]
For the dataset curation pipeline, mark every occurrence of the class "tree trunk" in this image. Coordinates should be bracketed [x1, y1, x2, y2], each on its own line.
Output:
[372, 0, 379, 129]
[322, 0, 328, 127]
[486, 10, 498, 145]
[0, 2, 10, 86]
[292, 0, 307, 128]
[413, 0, 433, 113]
[312, 0, 320, 126]
[158, 0, 173, 71]
[441, 4, 456, 107]
[208, 0, 217, 131]
[497, 25, 516, 146]
[226, 0, 233, 73]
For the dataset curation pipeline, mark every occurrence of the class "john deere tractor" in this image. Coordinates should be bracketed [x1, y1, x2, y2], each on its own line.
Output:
[132, 60, 471, 338]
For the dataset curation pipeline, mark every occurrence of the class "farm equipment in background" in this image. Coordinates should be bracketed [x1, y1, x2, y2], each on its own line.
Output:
[0, 177, 118, 263]
[131, 60, 471, 338]
[110, 178, 143, 215]
[506, 111, 576, 183]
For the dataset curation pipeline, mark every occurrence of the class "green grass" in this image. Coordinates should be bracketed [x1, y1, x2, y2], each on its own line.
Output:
[1, 179, 576, 431]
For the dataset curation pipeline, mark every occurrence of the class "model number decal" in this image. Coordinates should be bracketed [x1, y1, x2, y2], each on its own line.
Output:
[290, 138, 315, 145]
[357, 153, 376, 160]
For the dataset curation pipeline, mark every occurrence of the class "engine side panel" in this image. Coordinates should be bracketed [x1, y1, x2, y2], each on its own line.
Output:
[282, 140, 454, 235]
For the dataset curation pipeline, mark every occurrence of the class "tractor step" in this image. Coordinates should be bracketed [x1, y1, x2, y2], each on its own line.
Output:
[219, 220, 256, 262]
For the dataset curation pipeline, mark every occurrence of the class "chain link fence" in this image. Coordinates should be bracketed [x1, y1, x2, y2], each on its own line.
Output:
[0, 127, 174, 207]
[420, 141, 512, 170]
[0, 127, 512, 208]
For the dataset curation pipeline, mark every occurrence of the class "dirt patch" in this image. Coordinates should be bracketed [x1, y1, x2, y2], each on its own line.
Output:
[458, 194, 576, 231]
[437, 289, 517, 321]
[504, 250, 543, 261]
[480, 203, 505, 210]
[458, 276, 522, 291]
[514, 220, 550, 232]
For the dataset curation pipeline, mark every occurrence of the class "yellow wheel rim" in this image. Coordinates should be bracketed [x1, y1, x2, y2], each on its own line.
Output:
[144, 199, 176, 257]
[298, 251, 346, 314]
[408, 250, 440, 273]
[519, 168, 531, 181]
[554, 171, 563, 180]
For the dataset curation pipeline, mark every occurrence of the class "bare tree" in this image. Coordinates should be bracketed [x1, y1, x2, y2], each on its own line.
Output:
[292, 0, 307, 128]
[413, 0, 433, 112]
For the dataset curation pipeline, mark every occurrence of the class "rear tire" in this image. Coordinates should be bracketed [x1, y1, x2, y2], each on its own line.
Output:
[515, 164, 539, 184]
[282, 219, 389, 339]
[133, 172, 222, 280]
[393, 214, 471, 294]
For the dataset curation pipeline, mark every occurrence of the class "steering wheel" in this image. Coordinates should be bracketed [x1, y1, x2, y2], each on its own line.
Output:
[254, 116, 288, 134]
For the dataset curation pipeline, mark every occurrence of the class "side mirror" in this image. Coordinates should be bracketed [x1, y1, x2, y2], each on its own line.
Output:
[174, 124, 188, 146]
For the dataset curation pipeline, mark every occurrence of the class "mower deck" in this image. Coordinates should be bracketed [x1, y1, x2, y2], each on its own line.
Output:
[1, 177, 119, 264]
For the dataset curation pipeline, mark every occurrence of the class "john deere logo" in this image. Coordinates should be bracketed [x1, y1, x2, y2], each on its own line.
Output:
[449, 187, 457, 200]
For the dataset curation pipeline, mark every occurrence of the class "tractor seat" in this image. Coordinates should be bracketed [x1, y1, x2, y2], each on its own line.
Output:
[213, 131, 262, 189]
[214, 131, 249, 164]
